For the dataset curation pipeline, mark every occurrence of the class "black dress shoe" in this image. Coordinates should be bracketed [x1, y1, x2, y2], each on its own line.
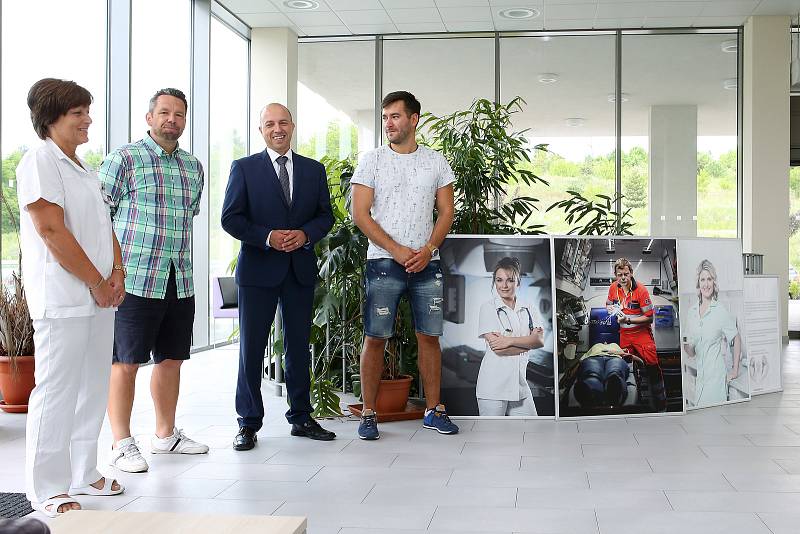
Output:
[233, 427, 257, 451]
[290, 419, 336, 441]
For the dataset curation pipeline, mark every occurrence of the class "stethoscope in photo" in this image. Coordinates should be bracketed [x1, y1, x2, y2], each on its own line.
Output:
[496, 306, 534, 334]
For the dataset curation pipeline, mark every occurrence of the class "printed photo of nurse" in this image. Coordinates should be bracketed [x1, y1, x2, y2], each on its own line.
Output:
[678, 239, 750, 409]
[439, 237, 555, 417]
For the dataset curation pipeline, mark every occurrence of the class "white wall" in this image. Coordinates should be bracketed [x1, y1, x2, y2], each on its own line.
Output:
[743, 15, 791, 335]
[250, 27, 298, 153]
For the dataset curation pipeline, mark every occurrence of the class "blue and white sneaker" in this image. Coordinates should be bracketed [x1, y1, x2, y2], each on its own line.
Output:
[358, 409, 380, 440]
[422, 404, 459, 435]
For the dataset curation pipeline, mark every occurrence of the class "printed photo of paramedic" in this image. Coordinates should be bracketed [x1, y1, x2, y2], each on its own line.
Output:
[677, 239, 750, 409]
[555, 237, 684, 417]
[439, 236, 555, 417]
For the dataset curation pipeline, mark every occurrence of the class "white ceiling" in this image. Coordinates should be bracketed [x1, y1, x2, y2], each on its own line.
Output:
[219, 0, 800, 36]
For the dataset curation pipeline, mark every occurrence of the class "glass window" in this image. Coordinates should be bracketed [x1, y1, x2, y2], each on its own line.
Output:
[383, 36, 495, 129]
[500, 34, 616, 234]
[297, 39, 376, 161]
[209, 17, 249, 344]
[130, 0, 191, 147]
[622, 32, 739, 237]
[1, 0, 107, 278]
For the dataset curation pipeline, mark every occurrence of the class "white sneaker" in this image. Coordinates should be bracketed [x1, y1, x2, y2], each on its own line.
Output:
[151, 427, 209, 455]
[110, 437, 149, 473]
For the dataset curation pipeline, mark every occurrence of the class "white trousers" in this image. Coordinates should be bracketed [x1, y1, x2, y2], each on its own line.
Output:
[26, 309, 114, 503]
[477, 394, 538, 416]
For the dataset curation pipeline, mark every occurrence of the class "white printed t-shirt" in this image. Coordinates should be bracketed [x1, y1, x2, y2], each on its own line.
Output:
[350, 144, 455, 260]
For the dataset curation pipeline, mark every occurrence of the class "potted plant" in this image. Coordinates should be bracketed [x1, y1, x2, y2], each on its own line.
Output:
[0, 272, 35, 413]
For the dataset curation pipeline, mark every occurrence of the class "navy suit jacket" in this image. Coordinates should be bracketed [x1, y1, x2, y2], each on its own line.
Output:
[221, 150, 333, 288]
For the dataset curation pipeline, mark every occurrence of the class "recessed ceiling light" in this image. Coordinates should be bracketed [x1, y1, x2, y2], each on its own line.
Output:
[565, 117, 586, 127]
[607, 92, 630, 103]
[284, 0, 318, 9]
[499, 8, 540, 19]
[538, 73, 559, 84]
[721, 39, 738, 53]
[723, 78, 737, 90]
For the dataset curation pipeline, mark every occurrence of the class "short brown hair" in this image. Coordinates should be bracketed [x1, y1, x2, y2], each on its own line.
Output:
[381, 91, 421, 117]
[149, 88, 188, 114]
[614, 258, 633, 274]
[27, 78, 93, 140]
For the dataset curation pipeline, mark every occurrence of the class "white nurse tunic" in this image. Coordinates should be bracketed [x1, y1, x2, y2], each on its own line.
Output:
[476, 295, 541, 403]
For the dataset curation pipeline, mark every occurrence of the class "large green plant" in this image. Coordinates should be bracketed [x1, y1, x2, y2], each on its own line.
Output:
[420, 97, 548, 235]
[547, 191, 634, 236]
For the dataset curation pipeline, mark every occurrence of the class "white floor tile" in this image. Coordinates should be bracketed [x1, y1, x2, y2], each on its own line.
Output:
[666, 490, 800, 512]
[428, 505, 598, 533]
[365, 484, 517, 507]
[516, 488, 671, 510]
[392, 452, 521, 470]
[587, 472, 733, 491]
[520, 456, 652, 473]
[215, 480, 374, 502]
[448, 469, 588, 489]
[595, 510, 771, 534]
[119, 496, 284, 515]
[308, 465, 452, 487]
[724, 472, 800, 491]
[180, 462, 321, 482]
[274, 500, 436, 530]
[757, 512, 800, 534]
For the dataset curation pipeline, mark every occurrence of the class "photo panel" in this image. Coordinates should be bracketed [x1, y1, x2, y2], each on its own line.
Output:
[554, 237, 683, 417]
[678, 238, 750, 409]
[439, 236, 556, 417]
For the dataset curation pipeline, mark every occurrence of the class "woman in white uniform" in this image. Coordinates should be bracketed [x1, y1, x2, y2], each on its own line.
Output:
[476, 257, 544, 416]
[18, 79, 126, 517]
[683, 259, 741, 408]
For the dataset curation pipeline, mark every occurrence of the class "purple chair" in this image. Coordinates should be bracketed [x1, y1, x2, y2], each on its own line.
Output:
[212, 276, 238, 319]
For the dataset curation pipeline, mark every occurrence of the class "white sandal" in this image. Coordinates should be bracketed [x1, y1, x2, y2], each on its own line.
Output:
[70, 477, 124, 496]
[31, 496, 81, 518]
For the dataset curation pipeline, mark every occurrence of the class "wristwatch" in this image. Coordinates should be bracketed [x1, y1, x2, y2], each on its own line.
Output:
[113, 264, 127, 278]
[425, 242, 438, 256]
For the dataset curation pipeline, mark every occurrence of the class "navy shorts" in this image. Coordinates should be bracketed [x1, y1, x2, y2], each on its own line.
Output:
[363, 258, 444, 338]
[112, 266, 195, 365]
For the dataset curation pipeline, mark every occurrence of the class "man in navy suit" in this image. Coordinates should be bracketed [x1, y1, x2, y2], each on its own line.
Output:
[222, 103, 335, 450]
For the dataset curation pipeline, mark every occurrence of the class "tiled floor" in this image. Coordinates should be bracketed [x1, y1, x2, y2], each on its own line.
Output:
[3, 342, 800, 533]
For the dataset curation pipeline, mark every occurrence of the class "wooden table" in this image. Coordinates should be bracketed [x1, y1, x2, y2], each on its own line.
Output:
[50, 510, 306, 534]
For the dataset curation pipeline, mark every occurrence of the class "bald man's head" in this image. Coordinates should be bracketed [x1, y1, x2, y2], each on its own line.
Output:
[259, 103, 294, 154]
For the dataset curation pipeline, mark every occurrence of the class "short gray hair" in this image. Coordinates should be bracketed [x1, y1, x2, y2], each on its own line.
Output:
[149, 88, 187, 113]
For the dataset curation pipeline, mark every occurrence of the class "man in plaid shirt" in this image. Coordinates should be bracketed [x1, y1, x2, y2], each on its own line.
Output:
[98, 88, 207, 473]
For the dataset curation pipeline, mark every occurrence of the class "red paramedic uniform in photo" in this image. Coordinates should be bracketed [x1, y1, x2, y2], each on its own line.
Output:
[606, 278, 657, 365]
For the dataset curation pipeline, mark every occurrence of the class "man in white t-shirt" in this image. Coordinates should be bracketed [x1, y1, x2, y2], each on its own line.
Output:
[351, 91, 458, 440]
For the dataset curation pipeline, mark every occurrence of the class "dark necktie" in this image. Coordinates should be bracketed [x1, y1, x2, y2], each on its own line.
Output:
[276, 155, 291, 205]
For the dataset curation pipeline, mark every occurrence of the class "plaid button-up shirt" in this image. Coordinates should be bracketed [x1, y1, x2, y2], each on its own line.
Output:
[98, 133, 204, 299]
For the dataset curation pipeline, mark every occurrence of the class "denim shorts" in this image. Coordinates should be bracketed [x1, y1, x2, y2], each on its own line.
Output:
[363, 258, 444, 338]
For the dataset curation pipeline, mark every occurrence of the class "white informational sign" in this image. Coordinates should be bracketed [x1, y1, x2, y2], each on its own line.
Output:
[744, 276, 782, 395]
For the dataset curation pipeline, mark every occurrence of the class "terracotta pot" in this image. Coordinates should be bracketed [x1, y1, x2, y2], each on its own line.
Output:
[375, 375, 413, 414]
[0, 355, 35, 413]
